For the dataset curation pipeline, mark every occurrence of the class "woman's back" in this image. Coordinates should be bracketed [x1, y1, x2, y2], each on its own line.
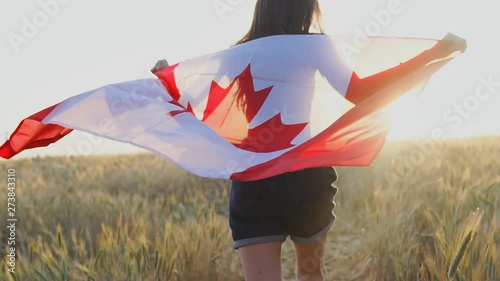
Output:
[228, 2, 339, 281]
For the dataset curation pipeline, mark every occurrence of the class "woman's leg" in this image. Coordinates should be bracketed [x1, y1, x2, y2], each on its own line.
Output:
[293, 233, 328, 281]
[238, 241, 283, 281]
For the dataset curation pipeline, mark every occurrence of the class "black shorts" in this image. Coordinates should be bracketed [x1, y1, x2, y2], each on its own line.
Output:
[229, 167, 338, 249]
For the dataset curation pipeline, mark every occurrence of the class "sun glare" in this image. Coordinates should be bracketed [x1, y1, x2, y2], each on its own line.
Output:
[385, 88, 424, 140]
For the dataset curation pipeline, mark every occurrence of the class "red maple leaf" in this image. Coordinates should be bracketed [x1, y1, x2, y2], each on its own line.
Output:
[202, 64, 308, 153]
[235, 113, 308, 152]
[166, 100, 194, 117]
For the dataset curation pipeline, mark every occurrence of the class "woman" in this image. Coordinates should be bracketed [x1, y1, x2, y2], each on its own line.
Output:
[229, 1, 467, 281]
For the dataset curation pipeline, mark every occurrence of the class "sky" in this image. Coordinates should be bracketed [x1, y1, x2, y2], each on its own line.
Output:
[0, 0, 499, 159]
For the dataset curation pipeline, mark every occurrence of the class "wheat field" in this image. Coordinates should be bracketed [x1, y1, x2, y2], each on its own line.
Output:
[0, 137, 499, 281]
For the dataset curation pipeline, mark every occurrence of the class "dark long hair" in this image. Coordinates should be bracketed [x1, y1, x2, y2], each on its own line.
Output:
[237, 0, 324, 44]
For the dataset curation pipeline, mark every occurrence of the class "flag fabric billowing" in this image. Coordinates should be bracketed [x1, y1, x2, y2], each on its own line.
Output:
[0, 35, 461, 180]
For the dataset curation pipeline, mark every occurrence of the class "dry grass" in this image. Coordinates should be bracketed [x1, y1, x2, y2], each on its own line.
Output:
[0, 136, 499, 280]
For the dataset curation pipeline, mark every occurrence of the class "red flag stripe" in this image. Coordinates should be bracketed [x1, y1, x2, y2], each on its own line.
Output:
[153, 63, 181, 101]
[0, 103, 72, 159]
[230, 57, 453, 180]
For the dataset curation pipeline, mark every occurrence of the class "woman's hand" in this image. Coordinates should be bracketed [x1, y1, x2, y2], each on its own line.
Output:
[432, 33, 468, 58]
[344, 33, 467, 104]
[151, 59, 169, 73]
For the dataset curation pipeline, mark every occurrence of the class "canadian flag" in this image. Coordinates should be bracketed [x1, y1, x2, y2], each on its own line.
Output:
[0, 35, 461, 180]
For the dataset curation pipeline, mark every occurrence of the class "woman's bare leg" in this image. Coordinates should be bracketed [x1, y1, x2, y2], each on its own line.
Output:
[293, 233, 328, 281]
[238, 241, 283, 281]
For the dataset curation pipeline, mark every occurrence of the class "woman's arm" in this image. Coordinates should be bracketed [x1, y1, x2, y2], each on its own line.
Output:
[345, 33, 467, 104]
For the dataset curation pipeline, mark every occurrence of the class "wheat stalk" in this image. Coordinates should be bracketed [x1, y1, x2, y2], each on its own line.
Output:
[447, 231, 473, 279]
